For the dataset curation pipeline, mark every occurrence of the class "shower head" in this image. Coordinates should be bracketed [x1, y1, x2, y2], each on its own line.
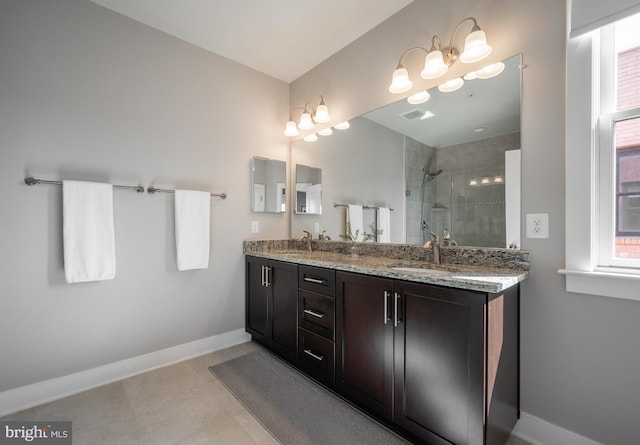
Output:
[422, 168, 443, 183]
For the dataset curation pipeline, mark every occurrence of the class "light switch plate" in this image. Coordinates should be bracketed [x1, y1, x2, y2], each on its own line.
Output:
[526, 213, 549, 238]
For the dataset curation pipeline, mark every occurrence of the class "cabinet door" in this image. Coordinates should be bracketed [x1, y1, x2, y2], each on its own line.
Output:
[393, 281, 485, 445]
[246, 257, 268, 342]
[269, 260, 299, 362]
[336, 271, 394, 418]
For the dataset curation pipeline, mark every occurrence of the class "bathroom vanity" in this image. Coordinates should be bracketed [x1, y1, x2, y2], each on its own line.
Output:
[244, 240, 528, 445]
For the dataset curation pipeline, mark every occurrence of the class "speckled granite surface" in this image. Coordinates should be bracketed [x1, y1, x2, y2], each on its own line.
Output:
[243, 240, 529, 293]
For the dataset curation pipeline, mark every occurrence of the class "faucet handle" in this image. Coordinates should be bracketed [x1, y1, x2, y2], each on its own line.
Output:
[303, 230, 311, 239]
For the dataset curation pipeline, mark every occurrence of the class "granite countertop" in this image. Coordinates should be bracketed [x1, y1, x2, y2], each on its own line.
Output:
[246, 249, 528, 294]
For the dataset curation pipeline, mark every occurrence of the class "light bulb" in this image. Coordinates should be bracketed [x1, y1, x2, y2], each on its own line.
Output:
[475, 62, 505, 79]
[314, 103, 331, 123]
[284, 120, 299, 137]
[334, 121, 350, 130]
[407, 90, 431, 105]
[318, 127, 333, 136]
[421, 50, 448, 79]
[303, 133, 318, 142]
[438, 77, 464, 93]
[463, 71, 478, 80]
[298, 112, 314, 130]
[460, 29, 492, 63]
[388, 67, 413, 93]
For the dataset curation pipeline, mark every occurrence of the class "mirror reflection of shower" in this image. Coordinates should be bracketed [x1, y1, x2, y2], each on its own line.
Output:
[420, 166, 448, 244]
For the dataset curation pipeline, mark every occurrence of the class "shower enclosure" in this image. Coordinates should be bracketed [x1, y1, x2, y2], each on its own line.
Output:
[404, 134, 515, 248]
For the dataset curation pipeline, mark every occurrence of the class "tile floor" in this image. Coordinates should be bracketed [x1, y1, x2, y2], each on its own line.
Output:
[1, 342, 530, 445]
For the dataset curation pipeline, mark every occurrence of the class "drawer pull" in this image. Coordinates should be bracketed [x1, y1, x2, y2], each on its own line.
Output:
[304, 309, 325, 319]
[303, 349, 324, 361]
[304, 277, 326, 285]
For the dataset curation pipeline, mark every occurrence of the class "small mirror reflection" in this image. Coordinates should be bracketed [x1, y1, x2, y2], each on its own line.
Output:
[295, 164, 322, 215]
[251, 157, 286, 213]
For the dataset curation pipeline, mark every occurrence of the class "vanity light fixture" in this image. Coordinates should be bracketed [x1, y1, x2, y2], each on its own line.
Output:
[303, 133, 318, 142]
[334, 121, 350, 130]
[318, 127, 333, 136]
[284, 95, 332, 137]
[388, 17, 492, 94]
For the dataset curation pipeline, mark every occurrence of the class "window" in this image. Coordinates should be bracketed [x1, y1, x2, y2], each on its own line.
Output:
[616, 147, 640, 238]
[563, 7, 640, 300]
[597, 14, 640, 267]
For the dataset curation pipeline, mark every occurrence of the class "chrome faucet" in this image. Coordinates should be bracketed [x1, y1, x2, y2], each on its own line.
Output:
[424, 232, 440, 264]
[300, 230, 312, 252]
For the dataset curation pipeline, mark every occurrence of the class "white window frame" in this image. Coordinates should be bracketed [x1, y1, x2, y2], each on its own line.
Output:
[562, 21, 640, 301]
[596, 25, 640, 269]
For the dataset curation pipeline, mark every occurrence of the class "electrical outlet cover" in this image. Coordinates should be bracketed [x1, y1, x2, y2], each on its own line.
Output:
[526, 213, 549, 238]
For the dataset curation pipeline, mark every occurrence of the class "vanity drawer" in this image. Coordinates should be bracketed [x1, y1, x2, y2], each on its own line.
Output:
[298, 327, 335, 385]
[299, 265, 335, 296]
[299, 289, 335, 340]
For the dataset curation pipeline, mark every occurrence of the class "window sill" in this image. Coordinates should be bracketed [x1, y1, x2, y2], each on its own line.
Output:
[558, 268, 640, 301]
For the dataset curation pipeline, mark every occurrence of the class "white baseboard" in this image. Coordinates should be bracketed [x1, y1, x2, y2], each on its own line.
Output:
[512, 411, 603, 445]
[0, 328, 251, 417]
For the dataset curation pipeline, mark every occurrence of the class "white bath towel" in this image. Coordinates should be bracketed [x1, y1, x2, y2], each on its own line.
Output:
[62, 180, 116, 283]
[347, 204, 364, 241]
[377, 207, 391, 243]
[175, 189, 210, 271]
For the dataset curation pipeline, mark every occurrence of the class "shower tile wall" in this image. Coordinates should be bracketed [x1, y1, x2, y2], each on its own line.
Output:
[405, 137, 435, 245]
[404, 132, 520, 247]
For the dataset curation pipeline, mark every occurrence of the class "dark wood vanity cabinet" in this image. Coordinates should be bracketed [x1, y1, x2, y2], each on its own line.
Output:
[245, 257, 298, 363]
[336, 271, 520, 445]
[246, 257, 519, 445]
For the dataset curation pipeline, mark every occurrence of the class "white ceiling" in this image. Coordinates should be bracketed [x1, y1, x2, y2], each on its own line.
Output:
[88, 0, 414, 83]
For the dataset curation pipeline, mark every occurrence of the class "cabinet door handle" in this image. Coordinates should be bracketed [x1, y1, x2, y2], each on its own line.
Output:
[303, 276, 326, 285]
[303, 309, 325, 319]
[264, 266, 271, 287]
[261, 265, 265, 287]
[303, 349, 324, 361]
[394, 292, 401, 327]
[384, 291, 390, 325]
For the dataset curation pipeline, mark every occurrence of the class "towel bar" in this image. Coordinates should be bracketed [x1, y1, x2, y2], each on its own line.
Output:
[147, 186, 227, 199]
[25, 177, 144, 193]
[333, 202, 393, 211]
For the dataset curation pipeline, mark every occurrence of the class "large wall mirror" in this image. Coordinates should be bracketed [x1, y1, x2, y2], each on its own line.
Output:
[251, 156, 286, 213]
[291, 54, 522, 248]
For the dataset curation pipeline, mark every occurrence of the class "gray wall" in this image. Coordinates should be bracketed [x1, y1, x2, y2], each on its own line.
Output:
[291, 0, 640, 444]
[0, 0, 289, 392]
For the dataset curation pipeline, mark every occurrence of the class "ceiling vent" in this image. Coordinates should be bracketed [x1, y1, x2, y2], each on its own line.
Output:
[399, 109, 434, 121]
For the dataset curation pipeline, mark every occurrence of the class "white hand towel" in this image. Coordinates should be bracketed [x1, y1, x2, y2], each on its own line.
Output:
[63, 180, 116, 283]
[377, 207, 391, 243]
[175, 189, 210, 271]
[347, 204, 364, 241]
